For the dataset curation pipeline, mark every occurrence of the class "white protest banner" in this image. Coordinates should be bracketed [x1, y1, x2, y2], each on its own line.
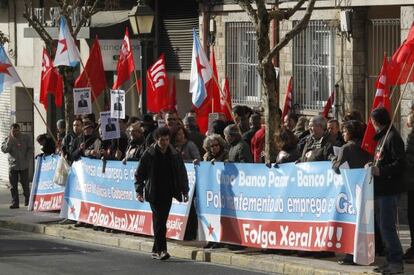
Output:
[100, 111, 120, 140]
[73, 88, 92, 115]
[110, 89, 125, 119]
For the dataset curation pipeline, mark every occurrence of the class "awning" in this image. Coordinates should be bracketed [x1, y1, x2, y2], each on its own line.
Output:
[24, 10, 130, 39]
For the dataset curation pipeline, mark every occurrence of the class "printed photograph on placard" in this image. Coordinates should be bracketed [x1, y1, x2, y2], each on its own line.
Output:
[73, 88, 92, 115]
[100, 111, 120, 140]
[110, 89, 125, 119]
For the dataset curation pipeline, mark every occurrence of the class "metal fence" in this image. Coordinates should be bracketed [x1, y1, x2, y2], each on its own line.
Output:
[225, 22, 261, 107]
[292, 20, 336, 112]
[367, 19, 400, 123]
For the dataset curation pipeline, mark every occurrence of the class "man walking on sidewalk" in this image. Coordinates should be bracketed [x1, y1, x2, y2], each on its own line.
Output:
[1, 123, 33, 209]
[135, 127, 189, 260]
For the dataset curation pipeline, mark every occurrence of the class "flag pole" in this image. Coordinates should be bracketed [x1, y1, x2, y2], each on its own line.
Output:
[133, 69, 141, 113]
[389, 54, 408, 100]
[374, 58, 414, 166]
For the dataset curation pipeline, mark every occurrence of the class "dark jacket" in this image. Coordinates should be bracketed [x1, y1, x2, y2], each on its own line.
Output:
[242, 126, 260, 147]
[40, 136, 56, 156]
[62, 132, 79, 162]
[124, 137, 146, 161]
[135, 144, 189, 203]
[70, 134, 97, 161]
[332, 140, 372, 172]
[228, 138, 253, 163]
[404, 130, 414, 191]
[300, 133, 334, 162]
[187, 129, 205, 156]
[373, 126, 406, 196]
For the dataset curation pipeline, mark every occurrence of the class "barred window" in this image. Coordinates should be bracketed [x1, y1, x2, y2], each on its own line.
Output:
[226, 22, 261, 107]
[293, 20, 336, 112]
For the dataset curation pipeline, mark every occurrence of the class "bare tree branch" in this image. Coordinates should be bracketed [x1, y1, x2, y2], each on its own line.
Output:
[237, 0, 258, 29]
[263, 0, 316, 65]
[268, 0, 306, 21]
[23, 0, 54, 53]
[73, 0, 100, 36]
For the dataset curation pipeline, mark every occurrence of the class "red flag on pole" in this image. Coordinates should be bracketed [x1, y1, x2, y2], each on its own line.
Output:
[40, 48, 63, 110]
[388, 23, 414, 85]
[362, 55, 391, 154]
[209, 48, 221, 113]
[221, 77, 233, 121]
[146, 54, 169, 113]
[168, 76, 177, 111]
[322, 91, 334, 118]
[74, 38, 107, 101]
[113, 28, 135, 89]
[282, 77, 293, 121]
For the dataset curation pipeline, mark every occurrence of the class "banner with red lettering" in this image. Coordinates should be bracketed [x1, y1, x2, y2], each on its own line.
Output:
[28, 155, 65, 211]
[60, 158, 195, 240]
[195, 162, 374, 265]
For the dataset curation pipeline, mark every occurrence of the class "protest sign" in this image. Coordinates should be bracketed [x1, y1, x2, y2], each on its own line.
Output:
[100, 111, 120, 140]
[73, 88, 92, 115]
[110, 89, 125, 119]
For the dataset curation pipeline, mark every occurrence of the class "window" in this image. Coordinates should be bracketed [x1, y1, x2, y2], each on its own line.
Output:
[293, 20, 336, 112]
[226, 22, 261, 107]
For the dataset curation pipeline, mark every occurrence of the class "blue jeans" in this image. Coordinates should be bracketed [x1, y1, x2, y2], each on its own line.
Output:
[377, 195, 403, 265]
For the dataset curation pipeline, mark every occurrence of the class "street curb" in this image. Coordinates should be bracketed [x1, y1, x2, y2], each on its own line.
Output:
[0, 219, 379, 275]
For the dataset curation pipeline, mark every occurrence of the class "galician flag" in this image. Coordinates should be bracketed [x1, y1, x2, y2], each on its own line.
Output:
[54, 16, 81, 67]
[0, 45, 21, 93]
[189, 29, 212, 108]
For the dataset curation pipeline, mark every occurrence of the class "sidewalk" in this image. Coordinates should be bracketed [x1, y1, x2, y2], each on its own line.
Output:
[1, 186, 413, 275]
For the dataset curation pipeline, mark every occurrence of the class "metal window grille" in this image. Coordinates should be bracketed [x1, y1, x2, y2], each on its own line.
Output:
[293, 20, 336, 112]
[226, 22, 261, 107]
[367, 19, 400, 122]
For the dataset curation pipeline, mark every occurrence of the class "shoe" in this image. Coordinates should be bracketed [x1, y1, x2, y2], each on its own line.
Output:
[377, 264, 404, 274]
[74, 222, 83, 227]
[9, 204, 19, 209]
[151, 252, 159, 259]
[159, 251, 170, 260]
[338, 256, 355, 265]
[24, 201, 29, 206]
[403, 247, 414, 260]
[373, 264, 390, 273]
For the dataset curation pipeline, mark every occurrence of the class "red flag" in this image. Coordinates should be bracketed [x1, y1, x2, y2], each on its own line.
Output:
[221, 77, 233, 121]
[282, 77, 293, 121]
[388, 23, 414, 85]
[146, 54, 169, 113]
[167, 76, 177, 111]
[113, 28, 135, 89]
[209, 48, 221, 112]
[322, 91, 334, 118]
[362, 55, 391, 155]
[74, 38, 107, 101]
[40, 48, 63, 109]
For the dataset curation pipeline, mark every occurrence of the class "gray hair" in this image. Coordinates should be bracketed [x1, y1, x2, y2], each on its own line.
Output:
[310, 115, 327, 130]
[203, 134, 227, 152]
[223, 124, 240, 138]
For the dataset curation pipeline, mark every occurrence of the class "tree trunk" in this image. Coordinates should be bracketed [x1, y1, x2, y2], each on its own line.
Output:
[61, 67, 76, 133]
[256, 10, 280, 163]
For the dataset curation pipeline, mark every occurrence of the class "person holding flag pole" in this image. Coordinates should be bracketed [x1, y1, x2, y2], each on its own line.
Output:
[365, 56, 414, 275]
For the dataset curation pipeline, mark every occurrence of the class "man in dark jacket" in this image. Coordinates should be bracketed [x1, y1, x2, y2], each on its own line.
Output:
[61, 118, 83, 163]
[370, 107, 406, 274]
[36, 134, 56, 156]
[122, 122, 146, 162]
[300, 115, 334, 162]
[224, 124, 253, 163]
[135, 127, 189, 260]
[70, 121, 97, 161]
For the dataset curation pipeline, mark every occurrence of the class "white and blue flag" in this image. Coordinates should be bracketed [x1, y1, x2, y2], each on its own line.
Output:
[53, 16, 81, 67]
[189, 29, 212, 108]
[0, 46, 21, 93]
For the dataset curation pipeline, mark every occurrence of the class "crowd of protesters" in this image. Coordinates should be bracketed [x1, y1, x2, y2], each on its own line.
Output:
[10, 103, 413, 271]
